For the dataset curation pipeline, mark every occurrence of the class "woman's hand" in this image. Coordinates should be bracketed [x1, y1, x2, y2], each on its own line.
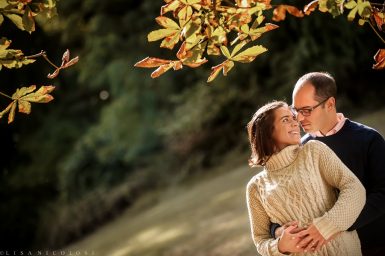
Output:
[277, 224, 305, 254]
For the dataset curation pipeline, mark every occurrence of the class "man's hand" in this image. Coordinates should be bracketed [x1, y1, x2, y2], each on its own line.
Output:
[295, 224, 327, 252]
[275, 221, 302, 238]
[277, 223, 306, 254]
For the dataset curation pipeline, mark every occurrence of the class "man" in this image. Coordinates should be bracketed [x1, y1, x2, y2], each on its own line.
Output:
[272, 72, 385, 255]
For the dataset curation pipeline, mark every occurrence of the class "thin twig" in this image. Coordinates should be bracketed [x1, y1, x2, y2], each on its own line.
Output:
[368, 20, 385, 44]
[0, 91, 13, 100]
[25, 50, 59, 69]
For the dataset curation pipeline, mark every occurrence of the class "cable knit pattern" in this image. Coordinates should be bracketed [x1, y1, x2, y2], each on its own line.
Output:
[246, 140, 366, 256]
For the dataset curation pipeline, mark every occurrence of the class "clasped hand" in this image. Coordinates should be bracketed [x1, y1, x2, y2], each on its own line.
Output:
[277, 221, 327, 254]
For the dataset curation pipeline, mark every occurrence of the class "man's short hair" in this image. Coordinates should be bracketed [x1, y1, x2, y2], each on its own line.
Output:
[295, 72, 337, 102]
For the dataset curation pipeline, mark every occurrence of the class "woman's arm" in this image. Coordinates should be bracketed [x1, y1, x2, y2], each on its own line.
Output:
[246, 179, 303, 256]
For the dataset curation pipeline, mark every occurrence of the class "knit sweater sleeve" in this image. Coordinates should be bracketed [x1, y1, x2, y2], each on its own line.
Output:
[311, 141, 366, 240]
[246, 178, 288, 256]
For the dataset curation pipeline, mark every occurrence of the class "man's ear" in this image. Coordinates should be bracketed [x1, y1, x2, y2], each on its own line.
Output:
[327, 97, 336, 110]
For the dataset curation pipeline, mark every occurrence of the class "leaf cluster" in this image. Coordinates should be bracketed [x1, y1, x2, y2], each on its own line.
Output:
[136, 0, 385, 82]
[0, 0, 79, 124]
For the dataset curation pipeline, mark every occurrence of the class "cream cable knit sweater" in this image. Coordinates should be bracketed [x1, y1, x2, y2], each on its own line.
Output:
[246, 140, 366, 256]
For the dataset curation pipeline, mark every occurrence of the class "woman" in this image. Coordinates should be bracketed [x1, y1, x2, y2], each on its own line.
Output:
[246, 101, 365, 256]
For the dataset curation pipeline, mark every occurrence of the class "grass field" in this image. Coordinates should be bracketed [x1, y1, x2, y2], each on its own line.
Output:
[64, 109, 385, 256]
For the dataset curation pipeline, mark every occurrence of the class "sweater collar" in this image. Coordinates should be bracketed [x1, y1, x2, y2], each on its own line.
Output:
[265, 144, 300, 171]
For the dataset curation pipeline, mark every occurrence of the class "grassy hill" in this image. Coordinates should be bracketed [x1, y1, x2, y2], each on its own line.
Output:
[64, 109, 385, 256]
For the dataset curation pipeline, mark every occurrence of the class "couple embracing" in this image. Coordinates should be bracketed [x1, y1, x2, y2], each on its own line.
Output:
[246, 72, 385, 256]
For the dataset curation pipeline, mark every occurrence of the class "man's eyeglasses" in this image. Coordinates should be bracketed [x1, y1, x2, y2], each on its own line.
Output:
[291, 97, 329, 117]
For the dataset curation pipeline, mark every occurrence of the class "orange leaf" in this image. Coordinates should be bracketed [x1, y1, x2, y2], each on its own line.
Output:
[304, 0, 319, 15]
[62, 56, 79, 69]
[134, 57, 172, 68]
[151, 63, 174, 78]
[373, 9, 385, 32]
[207, 63, 224, 82]
[0, 101, 15, 123]
[373, 49, 385, 69]
[273, 5, 304, 22]
[47, 68, 60, 79]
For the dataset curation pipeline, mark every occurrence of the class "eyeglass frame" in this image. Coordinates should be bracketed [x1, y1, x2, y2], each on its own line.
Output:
[291, 97, 330, 117]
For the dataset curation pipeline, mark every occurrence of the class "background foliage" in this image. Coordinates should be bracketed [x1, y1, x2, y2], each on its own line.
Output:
[0, 0, 384, 250]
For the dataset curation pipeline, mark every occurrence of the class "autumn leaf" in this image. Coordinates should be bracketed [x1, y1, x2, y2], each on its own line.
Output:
[273, 5, 304, 22]
[161, 0, 181, 15]
[0, 85, 55, 124]
[148, 16, 181, 49]
[373, 49, 385, 69]
[304, 0, 319, 15]
[134, 57, 183, 78]
[0, 38, 35, 70]
[47, 49, 79, 79]
[134, 57, 172, 68]
[372, 9, 385, 31]
[231, 45, 267, 63]
[345, 0, 372, 21]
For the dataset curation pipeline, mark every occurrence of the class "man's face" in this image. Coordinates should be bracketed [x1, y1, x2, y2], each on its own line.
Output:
[292, 83, 328, 133]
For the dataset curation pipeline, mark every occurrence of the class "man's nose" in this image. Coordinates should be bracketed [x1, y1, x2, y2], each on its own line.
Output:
[296, 113, 305, 122]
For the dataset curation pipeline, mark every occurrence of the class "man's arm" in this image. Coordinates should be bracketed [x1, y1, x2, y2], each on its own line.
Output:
[348, 132, 385, 230]
[270, 222, 281, 239]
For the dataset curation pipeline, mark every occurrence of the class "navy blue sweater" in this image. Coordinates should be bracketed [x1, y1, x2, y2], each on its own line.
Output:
[302, 119, 385, 249]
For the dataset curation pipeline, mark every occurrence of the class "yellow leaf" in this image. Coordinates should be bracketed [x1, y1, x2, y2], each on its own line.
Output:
[231, 41, 249, 57]
[231, 45, 267, 63]
[223, 60, 234, 76]
[160, 32, 180, 49]
[148, 29, 178, 42]
[0, 101, 14, 120]
[161, 1, 181, 15]
[155, 16, 180, 30]
[18, 100, 31, 114]
[20, 85, 55, 103]
[8, 101, 17, 124]
[12, 85, 36, 99]
[207, 63, 223, 82]
[220, 46, 231, 59]
[4, 14, 25, 31]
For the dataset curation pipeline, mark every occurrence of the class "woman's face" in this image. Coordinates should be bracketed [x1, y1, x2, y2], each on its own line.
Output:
[272, 106, 301, 151]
